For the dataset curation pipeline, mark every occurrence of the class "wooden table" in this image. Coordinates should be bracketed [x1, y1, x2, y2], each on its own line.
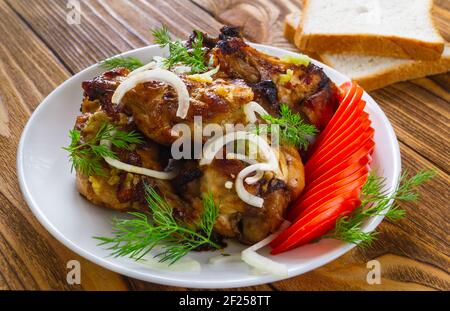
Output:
[0, 0, 449, 290]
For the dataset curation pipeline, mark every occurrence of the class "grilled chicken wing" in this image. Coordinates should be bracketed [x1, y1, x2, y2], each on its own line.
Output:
[173, 145, 305, 244]
[76, 80, 185, 213]
[211, 28, 341, 130]
[121, 77, 254, 145]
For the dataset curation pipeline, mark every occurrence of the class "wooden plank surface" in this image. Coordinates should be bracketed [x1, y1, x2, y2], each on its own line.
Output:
[0, 0, 448, 290]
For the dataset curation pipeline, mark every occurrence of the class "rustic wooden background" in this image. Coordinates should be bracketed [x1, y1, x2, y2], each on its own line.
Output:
[0, 0, 449, 290]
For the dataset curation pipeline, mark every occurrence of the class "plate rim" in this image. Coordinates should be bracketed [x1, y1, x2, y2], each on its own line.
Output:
[16, 43, 402, 288]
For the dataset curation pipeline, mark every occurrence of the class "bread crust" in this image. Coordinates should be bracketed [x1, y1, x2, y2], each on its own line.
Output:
[295, 0, 445, 60]
[284, 12, 450, 91]
[320, 51, 450, 91]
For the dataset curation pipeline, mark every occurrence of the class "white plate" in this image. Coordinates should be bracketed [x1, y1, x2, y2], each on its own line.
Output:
[17, 44, 401, 288]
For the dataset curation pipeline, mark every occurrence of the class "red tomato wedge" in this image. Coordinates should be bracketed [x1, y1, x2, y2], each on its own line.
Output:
[271, 198, 362, 254]
[288, 165, 369, 221]
[307, 129, 374, 181]
[309, 84, 363, 155]
[293, 171, 368, 221]
[307, 137, 374, 183]
[305, 116, 371, 172]
[270, 81, 375, 255]
[313, 100, 368, 153]
[302, 154, 372, 196]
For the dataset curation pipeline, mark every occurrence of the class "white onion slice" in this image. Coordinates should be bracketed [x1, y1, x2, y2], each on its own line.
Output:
[226, 153, 263, 185]
[244, 101, 269, 123]
[111, 68, 190, 119]
[241, 221, 290, 276]
[235, 163, 274, 207]
[200, 131, 279, 170]
[197, 65, 220, 78]
[173, 65, 192, 75]
[208, 253, 242, 266]
[128, 61, 156, 77]
[100, 139, 177, 180]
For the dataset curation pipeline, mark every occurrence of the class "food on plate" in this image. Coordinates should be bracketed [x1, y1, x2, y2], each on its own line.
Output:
[64, 26, 433, 273]
[295, 0, 445, 60]
[284, 12, 450, 91]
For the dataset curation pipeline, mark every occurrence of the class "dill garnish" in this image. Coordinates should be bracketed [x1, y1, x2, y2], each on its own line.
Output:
[99, 56, 144, 71]
[151, 26, 208, 74]
[259, 103, 318, 149]
[95, 188, 221, 264]
[329, 170, 435, 245]
[63, 123, 143, 176]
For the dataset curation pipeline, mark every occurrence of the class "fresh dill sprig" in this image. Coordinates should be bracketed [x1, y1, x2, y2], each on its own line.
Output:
[330, 170, 435, 246]
[99, 56, 144, 71]
[151, 26, 207, 74]
[63, 123, 143, 176]
[260, 103, 318, 149]
[94, 187, 221, 264]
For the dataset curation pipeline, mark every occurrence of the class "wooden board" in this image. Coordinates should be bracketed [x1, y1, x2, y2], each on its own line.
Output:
[0, 0, 448, 290]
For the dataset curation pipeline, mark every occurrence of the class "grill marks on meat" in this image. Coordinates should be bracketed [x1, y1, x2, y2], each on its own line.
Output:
[75, 82, 189, 214]
[81, 68, 129, 119]
[121, 77, 254, 145]
[213, 34, 340, 130]
[173, 145, 305, 245]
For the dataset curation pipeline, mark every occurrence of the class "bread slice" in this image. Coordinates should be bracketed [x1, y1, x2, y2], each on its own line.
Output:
[295, 0, 445, 60]
[285, 12, 450, 91]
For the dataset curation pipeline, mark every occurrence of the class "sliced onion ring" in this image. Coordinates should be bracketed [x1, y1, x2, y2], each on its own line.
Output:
[244, 101, 269, 123]
[235, 163, 274, 208]
[128, 61, 156, 77]
[111, 68, 190, 119]
[226, 152, 264, 185]
[200, 131, 279, 171]
[100, 139, 177, 180]
[241, 221, 290, 276]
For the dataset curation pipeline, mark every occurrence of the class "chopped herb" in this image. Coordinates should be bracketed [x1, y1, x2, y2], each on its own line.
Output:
[95, 188, 221, 264]
[259, 103, 318, 149]
[99, 56, 144, 71]
[330, 170, 435, 246]
[281, 54, 311, 66]
[151, 26, 207, 74]
[63, 123, 143, 176]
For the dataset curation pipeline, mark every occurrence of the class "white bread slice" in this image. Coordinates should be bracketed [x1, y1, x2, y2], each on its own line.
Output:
[285, 12, 450, 91]
[295, 0, 445, 60]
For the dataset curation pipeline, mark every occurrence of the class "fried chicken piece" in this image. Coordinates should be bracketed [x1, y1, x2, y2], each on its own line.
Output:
[174, 145, 305, 244]
[74, 93, 186, 213]
[120, 76, 254, 145]
[211, 28, 341, 130]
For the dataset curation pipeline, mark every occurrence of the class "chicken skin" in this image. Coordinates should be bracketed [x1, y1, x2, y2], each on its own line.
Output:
[173, 145, 305, 244]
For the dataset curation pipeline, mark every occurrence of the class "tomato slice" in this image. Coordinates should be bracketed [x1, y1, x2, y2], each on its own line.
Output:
[307, 137, 374, 183]
[307, 128, 374, 181]
[288, 165, 368, 221]
[311, 98, 367, 156]
[271, 197, 361, 254]
[306, 116, 371, 172]
[270, 81, 375, 255]
[308, 82, 358, 155]
[307, 112, 370, 167]
[294, 172, 368, 221]
[301, 154, 372, 196]
[311, 84, 363, 152]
